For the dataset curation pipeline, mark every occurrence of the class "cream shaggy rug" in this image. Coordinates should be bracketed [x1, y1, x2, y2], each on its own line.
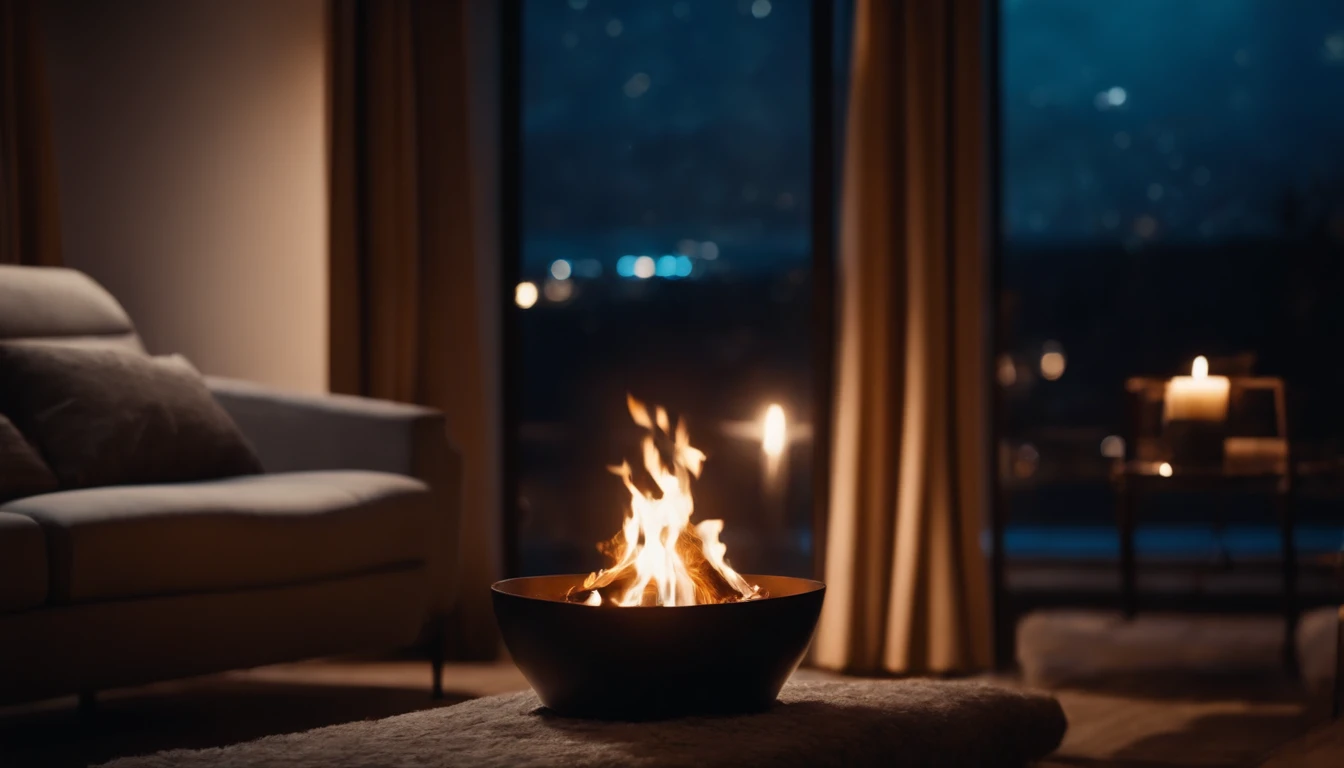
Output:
[102, 678, 1067, 768]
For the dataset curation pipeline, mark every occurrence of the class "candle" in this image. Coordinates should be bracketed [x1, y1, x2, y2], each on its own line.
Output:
[1164, 356, 1230, 422]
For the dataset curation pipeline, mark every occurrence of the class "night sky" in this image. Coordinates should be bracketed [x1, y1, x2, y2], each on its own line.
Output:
[523, 0, 810, 275]
[523, 0, 1344, 273]
[1004, 0, 1344, 244]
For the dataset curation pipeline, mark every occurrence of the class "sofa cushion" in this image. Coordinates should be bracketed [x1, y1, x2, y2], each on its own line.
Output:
[0, 415, 58, 503]
[0, 512, 48, 612]
[0, 344, 263, 489]
[0, 471, 432, 603]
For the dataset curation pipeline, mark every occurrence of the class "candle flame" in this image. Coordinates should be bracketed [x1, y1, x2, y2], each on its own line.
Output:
[1191, 355, 1209, 379]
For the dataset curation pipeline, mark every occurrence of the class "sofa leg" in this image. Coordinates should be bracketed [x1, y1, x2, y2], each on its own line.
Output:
[78, 690, 96, 719]
[430, 615, 446, 700]
[431, 651, 445, 700]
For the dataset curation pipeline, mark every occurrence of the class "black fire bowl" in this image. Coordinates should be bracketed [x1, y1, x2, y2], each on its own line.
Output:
[492, 574, 825, 721]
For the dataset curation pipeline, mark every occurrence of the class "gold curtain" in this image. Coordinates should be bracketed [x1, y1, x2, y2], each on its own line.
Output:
[329, 0, 501, 659]
[814, 0, 993, 675]
[0, 0, 61, 266]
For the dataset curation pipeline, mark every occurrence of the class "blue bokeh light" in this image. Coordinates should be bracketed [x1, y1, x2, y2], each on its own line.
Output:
[655, 255, 678, 278]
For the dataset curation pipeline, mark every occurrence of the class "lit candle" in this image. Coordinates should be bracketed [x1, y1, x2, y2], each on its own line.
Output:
[1164, 356, 1230, 422]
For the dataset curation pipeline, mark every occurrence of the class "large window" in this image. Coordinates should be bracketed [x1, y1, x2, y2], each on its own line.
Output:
[999, 1, 1344, 567]
[511, 0, 829, 579]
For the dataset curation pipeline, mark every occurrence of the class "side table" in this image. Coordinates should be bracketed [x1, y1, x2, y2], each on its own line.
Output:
[1111, 459, 1301, 671]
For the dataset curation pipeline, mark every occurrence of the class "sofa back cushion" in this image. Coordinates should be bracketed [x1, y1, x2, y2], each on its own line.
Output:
[0, 344, 262, 489]
[0, 415, 58, 503]
[0, 266, 144, 353]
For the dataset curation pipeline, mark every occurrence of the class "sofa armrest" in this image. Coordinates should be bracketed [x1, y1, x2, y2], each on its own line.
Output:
[206, 376, 461, 614]
[206, 376, 445, 476]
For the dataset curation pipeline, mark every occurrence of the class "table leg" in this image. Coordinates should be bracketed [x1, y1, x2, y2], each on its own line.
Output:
[1117, 479, 1137, 619]
[1278, 486, 1299, 673]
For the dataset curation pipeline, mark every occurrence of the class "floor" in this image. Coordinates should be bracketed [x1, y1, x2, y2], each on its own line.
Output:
[1, 612, 1341, 767]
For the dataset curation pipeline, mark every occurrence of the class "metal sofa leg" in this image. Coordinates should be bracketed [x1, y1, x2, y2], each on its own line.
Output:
[430, 615, 446, 700]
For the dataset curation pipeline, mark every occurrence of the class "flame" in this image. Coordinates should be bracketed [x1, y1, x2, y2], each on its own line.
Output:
[567, 395, 764, 607]
[1191, 355, 1209, 379]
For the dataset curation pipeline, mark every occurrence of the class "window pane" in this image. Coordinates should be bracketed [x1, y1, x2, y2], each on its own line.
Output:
[515, 0, 816, 579]
[999, 1, 1344, 558]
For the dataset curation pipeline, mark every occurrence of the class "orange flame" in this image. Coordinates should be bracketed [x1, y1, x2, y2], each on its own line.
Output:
[567, 395, 764, 607]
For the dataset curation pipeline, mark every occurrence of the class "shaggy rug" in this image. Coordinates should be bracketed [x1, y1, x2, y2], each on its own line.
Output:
[102, 678, 1067, 768]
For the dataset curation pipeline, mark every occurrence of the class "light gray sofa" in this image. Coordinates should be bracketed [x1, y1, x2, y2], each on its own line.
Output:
[0, 266, 460, 707]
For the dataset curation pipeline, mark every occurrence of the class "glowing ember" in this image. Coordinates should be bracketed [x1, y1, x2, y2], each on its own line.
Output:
[565, 395, 765, 607]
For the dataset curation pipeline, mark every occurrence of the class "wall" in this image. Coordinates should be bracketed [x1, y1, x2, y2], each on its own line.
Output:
[41, 0, 329, 393]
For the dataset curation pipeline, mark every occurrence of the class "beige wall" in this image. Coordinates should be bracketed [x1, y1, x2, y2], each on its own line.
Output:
[42, 0, 329, 393]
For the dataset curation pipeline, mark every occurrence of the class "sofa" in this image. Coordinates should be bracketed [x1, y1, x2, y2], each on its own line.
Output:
[0, 266, 460, 707]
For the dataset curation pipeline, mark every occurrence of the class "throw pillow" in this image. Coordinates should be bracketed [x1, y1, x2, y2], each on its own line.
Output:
[0, 414, 58, 503]
[0, 344, 263, 489]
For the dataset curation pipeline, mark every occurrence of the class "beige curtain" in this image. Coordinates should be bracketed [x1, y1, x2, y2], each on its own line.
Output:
[814, 0, 993, 675]
[329, 0, 501, 659]
[0, 0, 61, 266]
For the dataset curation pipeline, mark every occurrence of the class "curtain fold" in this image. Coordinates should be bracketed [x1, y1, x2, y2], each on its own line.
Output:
[329, 0, 501, 659]
[0, 0, 61, 267]
[814, 0, 993, 675]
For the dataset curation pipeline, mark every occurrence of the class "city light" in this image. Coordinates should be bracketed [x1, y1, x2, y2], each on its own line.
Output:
[1094, 86, 1127, 110]
[614, 253, 695, 280]
[996, 354, 1017, 387]
[550, 259, 572, 280]
[633, 255, 656, 279]
[656, 255, 678, 277]
[1040, 341, 1066, 381]
[1100, 435, 1125, 458]
[515, 281, 538, 309]
[1134, 215, 1158, 238]
[751, 0, 772, 20]
[1326, 32, 1344, 61]
[1014, 444, 1039, 479]
[544, 278, 573, 303]
[624, 72, 651, 98]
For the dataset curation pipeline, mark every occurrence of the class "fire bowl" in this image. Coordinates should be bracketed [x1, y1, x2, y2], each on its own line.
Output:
[492, 574, 825, 720]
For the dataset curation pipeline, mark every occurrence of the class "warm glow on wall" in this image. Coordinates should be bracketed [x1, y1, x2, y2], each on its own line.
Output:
[762, 404, 786, 458]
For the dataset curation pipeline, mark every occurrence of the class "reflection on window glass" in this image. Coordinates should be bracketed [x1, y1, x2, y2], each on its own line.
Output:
[1000, 0, 1344, 555]
[516, 0, 815, 578]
